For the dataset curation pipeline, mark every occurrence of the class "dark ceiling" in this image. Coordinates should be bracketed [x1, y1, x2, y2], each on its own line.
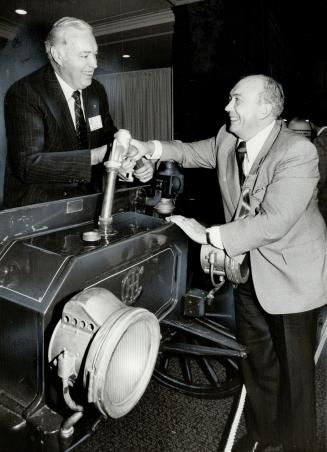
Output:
[0, 0, 204, 73]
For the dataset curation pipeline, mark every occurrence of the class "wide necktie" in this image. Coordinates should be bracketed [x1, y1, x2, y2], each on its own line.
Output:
[234, 140, 251, 220]
[72, 90, 88, 149]
[236, 141, 247, 186]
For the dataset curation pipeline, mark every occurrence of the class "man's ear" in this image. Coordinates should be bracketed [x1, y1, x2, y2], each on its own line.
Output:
[50, 46, 63, 66]
[259, 102, 273, 119]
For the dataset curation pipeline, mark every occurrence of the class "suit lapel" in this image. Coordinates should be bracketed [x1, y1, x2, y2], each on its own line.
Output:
[232, 121, 283, 220]
[38, 65, 78, 149]
[39, 65, 79, 147]
[42, 67, 71, 125]
[221, 121, 283, 217]
[248, 120, 283, 177]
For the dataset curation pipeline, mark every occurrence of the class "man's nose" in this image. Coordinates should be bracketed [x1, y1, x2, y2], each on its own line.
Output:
[89, 54, 97, 69]
[225, 100, 233, 112]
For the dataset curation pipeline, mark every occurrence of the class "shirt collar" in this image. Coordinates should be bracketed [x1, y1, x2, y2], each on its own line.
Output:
[54, 71, 81, 102]
[241, 120, 276, 166]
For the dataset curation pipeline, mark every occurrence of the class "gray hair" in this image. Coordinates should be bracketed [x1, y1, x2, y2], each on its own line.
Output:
[259, 75, 285, 118]
[45, 17, 93, 59]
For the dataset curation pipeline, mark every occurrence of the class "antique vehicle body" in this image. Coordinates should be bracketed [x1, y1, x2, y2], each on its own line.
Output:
[0, 187, 189, 450]
[0, 182, 246, 451]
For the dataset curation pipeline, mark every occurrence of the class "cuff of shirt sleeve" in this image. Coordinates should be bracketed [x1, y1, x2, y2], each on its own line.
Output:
[206, 226, 224, 249]
[147, 140, 163, 159]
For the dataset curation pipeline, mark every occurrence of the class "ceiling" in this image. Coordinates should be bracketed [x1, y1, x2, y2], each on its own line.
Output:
[0, 0, 203, 73]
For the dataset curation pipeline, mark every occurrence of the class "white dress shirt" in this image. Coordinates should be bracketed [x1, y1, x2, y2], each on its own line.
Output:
[54, 72, 85, 129]
[241, 121, 276, 176]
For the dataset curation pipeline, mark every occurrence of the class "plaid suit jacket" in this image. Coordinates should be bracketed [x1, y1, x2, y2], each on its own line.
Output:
[4, 64, 117, 207]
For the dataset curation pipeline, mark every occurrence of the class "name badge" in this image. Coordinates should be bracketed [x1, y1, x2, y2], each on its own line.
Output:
[88, 115, 103, 131]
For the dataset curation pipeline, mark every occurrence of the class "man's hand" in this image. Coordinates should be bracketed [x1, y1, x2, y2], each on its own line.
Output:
[166, 215, 207, 244]
[134, 159, 154, 183]
[91, 145, 107, 165]
[128, 139, 155, 160]
[120, 157, 136, 173]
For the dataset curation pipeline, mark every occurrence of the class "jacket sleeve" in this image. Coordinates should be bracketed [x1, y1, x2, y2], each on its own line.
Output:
[4, 82, 92, 184]
[160, 126, 228, 169]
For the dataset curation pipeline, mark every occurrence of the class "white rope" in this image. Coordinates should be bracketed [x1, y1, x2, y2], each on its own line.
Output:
[315, 316, 327, 365]
[223, 384, 247, 452]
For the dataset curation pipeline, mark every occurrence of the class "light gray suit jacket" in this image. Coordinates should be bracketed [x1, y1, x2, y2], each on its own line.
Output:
[161, 120, 327, 314]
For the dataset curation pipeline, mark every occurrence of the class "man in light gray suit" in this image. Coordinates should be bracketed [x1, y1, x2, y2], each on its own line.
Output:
[129, 75, 327, 451]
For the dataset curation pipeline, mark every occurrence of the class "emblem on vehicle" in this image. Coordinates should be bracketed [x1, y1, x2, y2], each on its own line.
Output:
[121, 266, 144, 305]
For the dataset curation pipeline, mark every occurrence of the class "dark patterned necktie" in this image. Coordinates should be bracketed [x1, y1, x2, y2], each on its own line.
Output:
[234, 140, 251, 220]
[72, 90, 88, 149]
[236, 141, 247, 186]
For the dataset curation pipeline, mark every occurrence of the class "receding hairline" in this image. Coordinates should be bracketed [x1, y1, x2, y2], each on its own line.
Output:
[240, 74, 267, 84]
[230, 75, 264, 95]
[233, 74, 284, 117]
[234, 75, 268, 91]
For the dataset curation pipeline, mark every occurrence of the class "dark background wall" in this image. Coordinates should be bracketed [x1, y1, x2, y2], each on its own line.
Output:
[172, 0, 327, 141]
[0, 23, 48, 207]
[171, 0, 327, 224]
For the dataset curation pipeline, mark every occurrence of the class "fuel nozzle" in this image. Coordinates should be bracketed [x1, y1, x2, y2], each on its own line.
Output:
[98, 129, 131, 236]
